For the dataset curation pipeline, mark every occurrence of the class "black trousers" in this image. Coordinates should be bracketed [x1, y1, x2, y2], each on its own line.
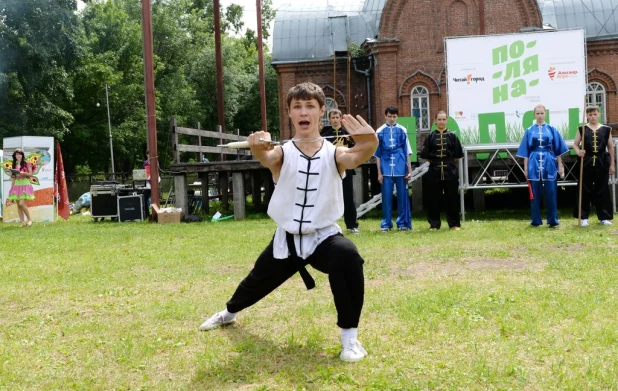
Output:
[342, 171, 358, 229]
[426, 178, 460, 229]
[226, 234, 365, 329]
[142, 189, 151, 217]
[574, 167, 613, 221]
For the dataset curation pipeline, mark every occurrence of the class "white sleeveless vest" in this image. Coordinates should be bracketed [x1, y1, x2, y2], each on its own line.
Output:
[268, 141, 344, 259]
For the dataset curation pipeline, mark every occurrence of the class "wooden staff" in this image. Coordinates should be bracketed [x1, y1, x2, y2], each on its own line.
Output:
[218, 135, 355, 149]
[218, 140, 251, 149]
[577, 101, 587, 227]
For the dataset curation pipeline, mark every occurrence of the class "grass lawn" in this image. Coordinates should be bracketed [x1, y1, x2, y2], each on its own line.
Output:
[1, 210, 618, 390]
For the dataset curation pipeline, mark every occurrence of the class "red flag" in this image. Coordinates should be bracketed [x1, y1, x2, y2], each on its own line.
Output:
[527, 180, 535, 201]
[56, 141, 70, 220]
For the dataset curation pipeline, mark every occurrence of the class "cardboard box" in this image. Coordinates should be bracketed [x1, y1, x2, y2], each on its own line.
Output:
[152, 204, 183, 224]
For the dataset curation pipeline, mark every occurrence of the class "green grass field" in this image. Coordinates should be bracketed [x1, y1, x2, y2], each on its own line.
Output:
[1, 211, 618, 390]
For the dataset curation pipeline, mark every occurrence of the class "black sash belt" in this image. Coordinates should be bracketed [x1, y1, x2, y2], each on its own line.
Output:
[285, 232, 315, 290]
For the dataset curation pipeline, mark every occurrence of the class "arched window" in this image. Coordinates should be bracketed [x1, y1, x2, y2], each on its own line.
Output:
[411, 86, 430, 131]
[321, 98, 338, 127]
[587, 82, 606, 122]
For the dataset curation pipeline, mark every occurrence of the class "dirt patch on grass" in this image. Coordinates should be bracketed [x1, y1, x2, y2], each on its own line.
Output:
[392, 258, 546, 278]
[563, 244, 586, 251]
[377, 245, 436, 258]
[463, 258, 539, 271]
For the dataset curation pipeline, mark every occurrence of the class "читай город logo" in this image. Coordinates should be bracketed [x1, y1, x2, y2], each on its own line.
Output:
[452, 74, 486, 84]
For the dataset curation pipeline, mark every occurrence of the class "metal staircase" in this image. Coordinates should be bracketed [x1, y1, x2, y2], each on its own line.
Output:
[356, 162, 429, 218]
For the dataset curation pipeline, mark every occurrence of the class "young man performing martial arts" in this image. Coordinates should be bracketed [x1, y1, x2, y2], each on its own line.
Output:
[199, 82, 379, 363]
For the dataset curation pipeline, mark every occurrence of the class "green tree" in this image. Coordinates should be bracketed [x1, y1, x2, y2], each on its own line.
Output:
[2, 0, 280, 174]
[65, 0, 145, 174]
[0, 0, 81, 140]
[231, 53, 279, 138]
[224, 4, 244, 35]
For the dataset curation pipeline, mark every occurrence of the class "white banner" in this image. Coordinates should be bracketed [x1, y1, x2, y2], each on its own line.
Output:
[446, 29, 586, 144]
[2, 137, 55, 223]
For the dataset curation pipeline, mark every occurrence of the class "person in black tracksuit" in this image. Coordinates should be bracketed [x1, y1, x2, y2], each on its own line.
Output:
[420, 110, 464, 230]
[572, 105, 615, 226]
[321, 108, 360, 234]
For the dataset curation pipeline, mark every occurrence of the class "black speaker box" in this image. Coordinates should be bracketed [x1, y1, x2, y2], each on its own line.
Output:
[118, 195, 143, 222]
[91, 193, 118, 218]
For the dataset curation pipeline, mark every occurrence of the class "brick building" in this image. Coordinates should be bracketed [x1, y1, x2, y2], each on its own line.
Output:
[272, 0, 618, 140]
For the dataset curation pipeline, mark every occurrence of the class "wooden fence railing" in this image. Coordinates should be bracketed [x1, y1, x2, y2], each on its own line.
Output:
[170, 118, 249, 163]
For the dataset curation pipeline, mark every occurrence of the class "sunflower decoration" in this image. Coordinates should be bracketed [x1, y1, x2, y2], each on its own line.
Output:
[29, 174, 41, 185]
[27, 153, 41, 167]
[26, 153, 43, 185]
[1, 159, 13, 176]
[1, 159, 12, 170]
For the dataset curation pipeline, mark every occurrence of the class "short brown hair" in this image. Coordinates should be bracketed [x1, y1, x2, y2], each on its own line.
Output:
[286, 82, 325, 109]
[328, 108, 342, 118]
[384, 106, 398, 115]
[585, 105, 599, 114]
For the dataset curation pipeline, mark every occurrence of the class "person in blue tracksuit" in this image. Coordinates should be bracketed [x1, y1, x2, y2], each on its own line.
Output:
[374, 106, 412, 231]
[516, 104, 568, 227]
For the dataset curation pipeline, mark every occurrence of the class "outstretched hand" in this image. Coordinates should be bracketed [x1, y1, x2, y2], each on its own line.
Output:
[336, 114, 378, 171]
[342, 114, 375, 136]
[247, 130, 274, 151]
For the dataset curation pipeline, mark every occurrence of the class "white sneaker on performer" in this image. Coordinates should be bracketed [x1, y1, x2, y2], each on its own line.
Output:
[199, 311, 236, 331]
[581, 219, 589, 227]
[340, 339, 367, 362]
[601, 220, 613, 226]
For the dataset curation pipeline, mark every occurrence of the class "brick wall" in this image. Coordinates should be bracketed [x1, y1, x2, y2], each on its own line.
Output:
[587, 40, 618, 132]
[273, 59, 371, 139]
[273, 0, 618, 138]
[368, 0, 544, 128]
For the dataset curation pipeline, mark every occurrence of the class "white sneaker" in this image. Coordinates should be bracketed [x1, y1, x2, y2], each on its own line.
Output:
[340, 339, 367, 362]
[348, 228, 360, 234]
[199, 311, 236, 331]
[581, 219, 589, 227]
[601, 220, 613, 226]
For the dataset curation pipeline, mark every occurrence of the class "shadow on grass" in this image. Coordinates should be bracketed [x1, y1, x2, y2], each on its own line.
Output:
[192, 326, 352, 389]
[464, 208, 577, 222]
[464, 209, 530, 221]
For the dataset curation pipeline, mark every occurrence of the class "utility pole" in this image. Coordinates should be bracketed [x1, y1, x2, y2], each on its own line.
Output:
[141, 0, 159, 206]
[214, 0, 226, 134]
[256, 0, 268, 132]
[105, 84, 115, 181]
